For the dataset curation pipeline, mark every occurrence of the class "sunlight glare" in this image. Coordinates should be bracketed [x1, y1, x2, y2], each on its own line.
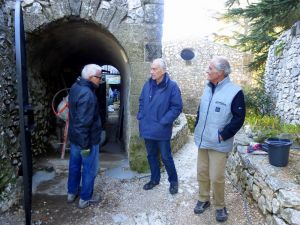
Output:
[163, 0, 227, 41]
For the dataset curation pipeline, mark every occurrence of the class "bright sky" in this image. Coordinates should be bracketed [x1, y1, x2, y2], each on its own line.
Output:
[163, 0, 227, 41]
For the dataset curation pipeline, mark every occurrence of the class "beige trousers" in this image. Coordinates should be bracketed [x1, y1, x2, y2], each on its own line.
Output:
[197, 148, 228, 209]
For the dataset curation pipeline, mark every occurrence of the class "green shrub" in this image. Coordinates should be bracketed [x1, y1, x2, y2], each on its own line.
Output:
[274, 41, 285, 57]
[244, 85, 275, 116]
[185, 114, 197, 134]
[245, 114, 300, 144]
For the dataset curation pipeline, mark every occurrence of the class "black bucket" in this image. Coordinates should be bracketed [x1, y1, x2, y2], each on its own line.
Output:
[263, 138, 293, 167]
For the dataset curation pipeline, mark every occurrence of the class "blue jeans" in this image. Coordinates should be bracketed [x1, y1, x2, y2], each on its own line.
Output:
[144, 139, 178, 184]
[67, 143, 99, 201]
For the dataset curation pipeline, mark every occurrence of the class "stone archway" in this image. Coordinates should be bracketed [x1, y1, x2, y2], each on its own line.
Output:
[0, 0, 164, 210]
[17, 0, 165, 161]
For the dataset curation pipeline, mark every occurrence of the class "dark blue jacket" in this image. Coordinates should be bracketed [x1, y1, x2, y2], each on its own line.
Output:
[137, 73, 183, 140]
[68, 77, 102, 149]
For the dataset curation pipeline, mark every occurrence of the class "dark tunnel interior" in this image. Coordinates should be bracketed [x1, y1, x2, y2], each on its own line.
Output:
[26, 18, 130, 158]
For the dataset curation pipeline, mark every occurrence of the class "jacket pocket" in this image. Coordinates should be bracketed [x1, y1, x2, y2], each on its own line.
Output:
[203, 126, 219, 144]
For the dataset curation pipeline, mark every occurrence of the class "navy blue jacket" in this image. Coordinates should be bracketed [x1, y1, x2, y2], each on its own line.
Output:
[137, 73, 183, 140]
[68, 77, 102, 149]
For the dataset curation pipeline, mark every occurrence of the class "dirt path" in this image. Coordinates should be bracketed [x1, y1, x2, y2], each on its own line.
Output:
[0, 136, 266, 225]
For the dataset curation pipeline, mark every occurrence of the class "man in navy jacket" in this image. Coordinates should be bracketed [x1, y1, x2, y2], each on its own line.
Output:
[137, 58, 183, 194]
[67, 64, 103, 209]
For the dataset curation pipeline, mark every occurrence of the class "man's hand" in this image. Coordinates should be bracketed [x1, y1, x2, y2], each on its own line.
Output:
[81, 149, 90, 157]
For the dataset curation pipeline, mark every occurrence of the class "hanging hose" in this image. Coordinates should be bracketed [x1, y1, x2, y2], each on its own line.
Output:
[51, 88, 70, 118]
[51, 88, 70, 159]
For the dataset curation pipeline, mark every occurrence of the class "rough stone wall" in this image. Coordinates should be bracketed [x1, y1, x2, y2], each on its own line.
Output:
[264, 21, 300, 124]
[0, 1, 23, 212]
[227, 131, 300, 225]
[163, 39, 253, 114]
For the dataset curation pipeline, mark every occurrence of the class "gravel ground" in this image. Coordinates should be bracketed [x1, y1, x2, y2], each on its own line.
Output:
[0, 136, 266, 225]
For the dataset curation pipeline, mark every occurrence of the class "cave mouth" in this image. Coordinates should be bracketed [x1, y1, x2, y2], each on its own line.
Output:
[26, 18, 130, 163]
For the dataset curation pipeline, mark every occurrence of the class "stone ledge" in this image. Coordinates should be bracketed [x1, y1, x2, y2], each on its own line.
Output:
[171, 113, 189, 154]
[226, 130, 300, 225]
[129, 113, 189, 172]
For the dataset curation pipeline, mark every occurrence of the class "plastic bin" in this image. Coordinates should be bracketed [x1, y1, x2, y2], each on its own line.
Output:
[264, 138, 292, 167]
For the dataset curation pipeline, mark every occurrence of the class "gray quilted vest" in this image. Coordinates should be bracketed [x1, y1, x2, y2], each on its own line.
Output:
[194, 77, 241, 152]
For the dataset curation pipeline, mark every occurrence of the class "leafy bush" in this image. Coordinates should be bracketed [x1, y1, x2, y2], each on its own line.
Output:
[185, 114, 197, 134]
[244, 85, 275, 116]
[274, 41, 285, 57]
[245, 114, 300, 144]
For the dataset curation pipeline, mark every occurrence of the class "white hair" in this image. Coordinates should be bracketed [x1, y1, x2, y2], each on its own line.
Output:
[152, 58, 167, 71]
[81, 64, 102, 79]
[212, 56, 231, 76]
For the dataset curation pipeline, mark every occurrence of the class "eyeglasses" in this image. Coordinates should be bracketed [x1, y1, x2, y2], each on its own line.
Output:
[93, 75, 105, 82]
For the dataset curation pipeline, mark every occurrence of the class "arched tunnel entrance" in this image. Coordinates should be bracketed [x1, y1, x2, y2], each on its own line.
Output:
[26, 18, 130, 165]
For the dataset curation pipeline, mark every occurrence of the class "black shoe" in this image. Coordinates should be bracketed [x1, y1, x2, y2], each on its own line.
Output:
[143, 181, 158, 190]
[169, 183, 178, 195]
[194, 200, 210, 214]
[216, 207, 228, 222]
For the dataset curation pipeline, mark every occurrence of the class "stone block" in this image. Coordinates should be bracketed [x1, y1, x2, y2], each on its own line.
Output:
[144, 42, 162, 62]
[49, 0, 71, 20]
[144, 4, 163, 24]
[252, 184, 260, 201]
[272, 198, 280, 214]
[253, 173, 267, 189]
[246, 175, 254, 191]
[128, 0, 142, 10]
[273, 215, 288, 225]
[278, 189, 300, 209]
[262, 187, 274, 199]
[95, 5, 116, 27]
[281, 208, 300, 225]
[69, 0, 81, 16]
[258, 195, 267, 215]
[80, 0, 92, 18]
[241, 170, 248, 183]
[23, 12, 49, 32]
[108, 7, 127, 32]
[265, 176, 297, 191]
[88, 0, 101, 19]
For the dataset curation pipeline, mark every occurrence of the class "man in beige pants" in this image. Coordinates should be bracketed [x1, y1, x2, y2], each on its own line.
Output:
[193, 56, 246, 222]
